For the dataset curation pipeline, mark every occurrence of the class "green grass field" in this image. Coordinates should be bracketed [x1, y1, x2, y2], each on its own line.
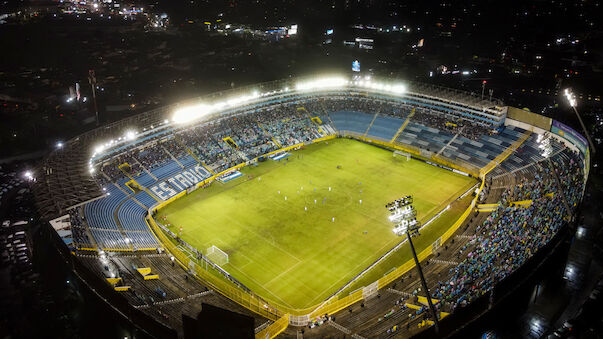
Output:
[157, 138, 475, 310]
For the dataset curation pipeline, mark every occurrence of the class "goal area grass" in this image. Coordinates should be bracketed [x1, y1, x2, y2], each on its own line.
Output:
[157, 138, 476, 310]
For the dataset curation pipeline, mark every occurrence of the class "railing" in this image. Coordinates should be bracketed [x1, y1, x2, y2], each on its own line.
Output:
[341, 132, 481, 177]
[479, 130, 532, 177]
[146, 216, 282, 321]
[255, 313, 290, 339]
[144, 134, 487, 330]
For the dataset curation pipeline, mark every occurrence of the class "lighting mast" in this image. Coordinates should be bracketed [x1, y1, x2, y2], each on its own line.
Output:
[387, 195, 440, 332]
[564, 88, 596, 154]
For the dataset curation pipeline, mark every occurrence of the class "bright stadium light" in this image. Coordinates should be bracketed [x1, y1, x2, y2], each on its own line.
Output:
[564, 88, 596, 154]
[353, 79, 407, 96]
[295, 76, 348, 91]
[172, 104, 212, 124]
[386, 195, 440, 332]
[94, 144, 105, 154]
[173, 91, 262, 124]
[124, 130, 137, 141]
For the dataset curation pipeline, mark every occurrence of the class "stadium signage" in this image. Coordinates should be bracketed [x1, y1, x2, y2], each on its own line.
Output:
[150, 165, 208, 200]
[551, 120, 588, 155]
[424, 160, 469, 177]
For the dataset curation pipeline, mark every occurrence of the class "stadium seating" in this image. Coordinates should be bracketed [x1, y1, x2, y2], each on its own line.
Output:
[365, 115, 405, 141]
[330, 111, 374, 134]
[63, 87, 589, 339]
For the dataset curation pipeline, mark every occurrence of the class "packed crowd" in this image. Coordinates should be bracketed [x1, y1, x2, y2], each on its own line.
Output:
[411, 108, 492, 141]
[550, 150, 584, 207]
[260, 101, 322, 146]
[321, 96, 412, 120]
[93, 95, 500, 185]
[432, 150, 583, 312]
[96, 100, 327, 182]
[500, 162, 557, 203]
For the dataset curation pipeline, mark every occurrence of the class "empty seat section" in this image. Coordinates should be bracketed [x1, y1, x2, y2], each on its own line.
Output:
[151, 160, 183, 180]
[117, 199, 148, 232]
[124, 231, 158, 248]
[366, 116, 404, 140]
[89, 228, 129, 250]
[84, 185, 126, 232]
[329, 111, 374, 134]
[396, 123, 453, 153]
[179, 155, 198, 168]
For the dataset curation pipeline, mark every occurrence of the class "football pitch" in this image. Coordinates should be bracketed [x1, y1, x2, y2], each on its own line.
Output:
[157, 138, 476, 310]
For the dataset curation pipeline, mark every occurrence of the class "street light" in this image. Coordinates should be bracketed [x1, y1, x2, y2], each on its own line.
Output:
[564, 88, 596, 154]
[387, 195, 440, 332]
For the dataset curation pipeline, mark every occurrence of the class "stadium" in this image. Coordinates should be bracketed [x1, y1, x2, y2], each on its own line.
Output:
[32, 75, 588, 338]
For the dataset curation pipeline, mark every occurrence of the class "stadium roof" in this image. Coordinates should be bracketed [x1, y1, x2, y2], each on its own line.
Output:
[33, 76, 506, 220]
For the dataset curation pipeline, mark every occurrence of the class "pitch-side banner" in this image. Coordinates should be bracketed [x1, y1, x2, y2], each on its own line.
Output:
[551, 120, 588, 155]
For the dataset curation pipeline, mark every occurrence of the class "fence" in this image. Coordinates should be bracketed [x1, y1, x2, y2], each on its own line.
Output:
[146, 216, 282, 321]
[479, 130, 532, 177]
[255, 314, 290, 339]
[341, 133, 481, 177]
[144, 134, 494, 332]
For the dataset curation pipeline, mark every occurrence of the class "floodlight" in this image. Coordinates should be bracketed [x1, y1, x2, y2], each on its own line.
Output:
[295, 76, 348, 91]
[172, 104, 212, 124]
[124, 130, 137, 141]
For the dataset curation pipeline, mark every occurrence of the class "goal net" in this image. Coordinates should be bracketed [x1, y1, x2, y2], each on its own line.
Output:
[206, 245, 229, 265]
[393, 150, 411, 160]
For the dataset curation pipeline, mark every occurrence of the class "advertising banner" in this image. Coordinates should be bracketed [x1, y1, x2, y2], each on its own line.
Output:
[551, 120, 588, 155]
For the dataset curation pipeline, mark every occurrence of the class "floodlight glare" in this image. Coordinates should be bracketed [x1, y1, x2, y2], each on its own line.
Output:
[354, 79, 407, 96]
[295, 76, 348, 91]
[172, 104, 212, 124]
[124, 130, 137, 141]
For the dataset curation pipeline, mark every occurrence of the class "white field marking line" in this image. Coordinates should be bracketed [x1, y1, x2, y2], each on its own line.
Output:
[306, 179, 468, 308]
[306, 235, 399, 305]
[263, 260, 305, 288]
[249, 171, 464, 306]
[223, 214, 303, 264]
[209, 231, 329, 309]
[203, 238, 228, 251]
[415, 171, 475, 221]
[224, 261, 300, 309]
[205, 223, 303, 287]
[235, 252, 254, 269]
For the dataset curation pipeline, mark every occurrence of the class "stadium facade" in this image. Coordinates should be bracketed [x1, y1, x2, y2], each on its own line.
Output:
[32, 76, 589, 338]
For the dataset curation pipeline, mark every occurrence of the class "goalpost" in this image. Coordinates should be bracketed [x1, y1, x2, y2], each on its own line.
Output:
[393, 150, 411, 161]
[206, 245, 229, 265]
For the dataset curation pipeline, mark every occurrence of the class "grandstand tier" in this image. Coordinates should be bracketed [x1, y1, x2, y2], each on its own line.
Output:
[35, 77, 588, 338]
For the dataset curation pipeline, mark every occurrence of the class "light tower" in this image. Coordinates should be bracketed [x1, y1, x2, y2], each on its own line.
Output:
[88, 69, 99, 126]
[386, 195, 440, 332]
[564, 88, 596, 154]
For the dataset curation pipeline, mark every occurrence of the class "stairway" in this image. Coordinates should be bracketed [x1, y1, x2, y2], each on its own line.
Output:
[390, 108, 415, 143]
